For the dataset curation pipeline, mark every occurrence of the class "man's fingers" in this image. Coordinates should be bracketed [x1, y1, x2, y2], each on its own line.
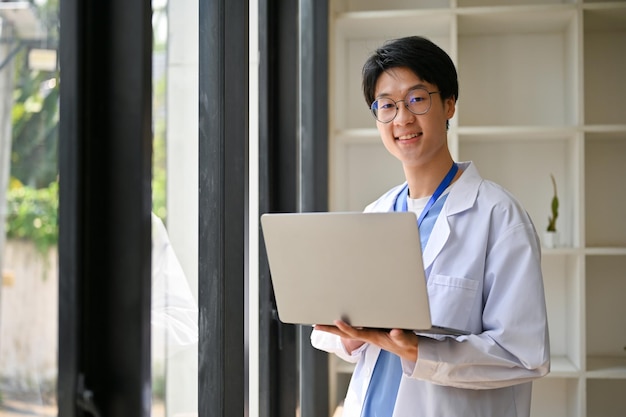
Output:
[389, 328, 404, 338]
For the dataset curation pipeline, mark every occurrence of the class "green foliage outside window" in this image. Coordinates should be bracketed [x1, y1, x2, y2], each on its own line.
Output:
[4, 0, 168, 252]
[10, 70, 59, 189]
[152, 69, 167, 221]
[5, 178, 58, 254]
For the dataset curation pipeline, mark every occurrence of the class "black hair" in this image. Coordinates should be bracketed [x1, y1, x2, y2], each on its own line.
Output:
[362, 36, 459, 108]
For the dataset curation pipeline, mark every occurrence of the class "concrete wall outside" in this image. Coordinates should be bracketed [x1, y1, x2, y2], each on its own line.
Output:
[0, 240, 57, 399]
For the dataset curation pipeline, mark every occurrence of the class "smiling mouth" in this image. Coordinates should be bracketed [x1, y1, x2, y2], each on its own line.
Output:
[397, 132, 421, 141]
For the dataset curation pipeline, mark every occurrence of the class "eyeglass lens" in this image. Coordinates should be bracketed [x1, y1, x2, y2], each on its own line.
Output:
[371, 87, 433, 123]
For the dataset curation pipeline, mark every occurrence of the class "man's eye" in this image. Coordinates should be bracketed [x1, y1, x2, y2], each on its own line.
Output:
[408, 95, 425, 104]
[379, 102, 395, 110]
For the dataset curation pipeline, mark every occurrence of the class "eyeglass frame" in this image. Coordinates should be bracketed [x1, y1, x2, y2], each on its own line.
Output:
[369, 87, 440, 123]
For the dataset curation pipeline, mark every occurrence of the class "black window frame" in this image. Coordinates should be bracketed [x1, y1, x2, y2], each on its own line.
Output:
[58, 0, 329, 415]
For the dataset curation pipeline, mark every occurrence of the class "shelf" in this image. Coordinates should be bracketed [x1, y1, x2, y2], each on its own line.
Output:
[542, 247, 583, 256]
[585, 256, 626, 362]
[456, 125, 579, 140]
[550, 355, 582, 377]
[458, 136, 579, 246]
[543, 255, 583, 370]
[587, 379, 626, 416]
[584, 125, 626, 135]
[586, 357, 626, 379]
[583, 7, 626, 125]
[584, 0, 626, 6]
[457, 7, 578, 127]
[584, 136, 626, 247]
[334, 129, 380, 144]
[531, 377, 581, 417]
[459, 0, 576, 7]
[338, 126, 584, 141]
[329, 1, 626, 416]
[457, 4, 576, 34]
[334, 8, 452, 36]
[584, 248, 626, 256]
[332, 0, 447, 13]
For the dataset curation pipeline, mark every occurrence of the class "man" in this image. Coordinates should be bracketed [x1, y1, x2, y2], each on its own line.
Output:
[312, 36, 550, 417]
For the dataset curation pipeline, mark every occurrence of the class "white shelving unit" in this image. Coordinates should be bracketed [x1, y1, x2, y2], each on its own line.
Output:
[327, 1, 626, 416]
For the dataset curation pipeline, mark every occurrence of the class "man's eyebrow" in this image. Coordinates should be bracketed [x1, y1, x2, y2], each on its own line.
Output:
[375, 84, 427, 99]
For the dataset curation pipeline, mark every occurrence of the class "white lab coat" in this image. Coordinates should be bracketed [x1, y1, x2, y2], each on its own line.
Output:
[312, 161, 550, 417]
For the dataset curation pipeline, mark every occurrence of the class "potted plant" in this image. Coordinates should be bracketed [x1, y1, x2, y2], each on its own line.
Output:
[544, 174, 559, 248]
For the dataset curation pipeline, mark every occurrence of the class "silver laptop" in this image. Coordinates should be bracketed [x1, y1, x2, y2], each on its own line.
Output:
[260, 211, 468, 335]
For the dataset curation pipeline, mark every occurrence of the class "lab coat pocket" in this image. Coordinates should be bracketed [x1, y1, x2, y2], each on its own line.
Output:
[427, 274, 479, 331]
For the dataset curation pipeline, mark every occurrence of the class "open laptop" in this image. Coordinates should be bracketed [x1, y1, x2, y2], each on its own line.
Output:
[260, 211, 468, 336]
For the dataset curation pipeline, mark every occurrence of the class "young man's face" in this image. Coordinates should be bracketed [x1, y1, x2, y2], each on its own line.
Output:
[373, 66, 455, 169]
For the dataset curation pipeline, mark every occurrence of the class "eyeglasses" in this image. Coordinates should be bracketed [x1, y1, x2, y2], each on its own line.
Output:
[370, 87, 440, 123]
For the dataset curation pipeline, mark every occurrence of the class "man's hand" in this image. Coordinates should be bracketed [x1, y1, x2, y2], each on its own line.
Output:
[314, 320, 418, 362]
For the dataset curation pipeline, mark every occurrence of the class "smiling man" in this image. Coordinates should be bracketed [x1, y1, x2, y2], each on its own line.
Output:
[312, 36, 550, 417]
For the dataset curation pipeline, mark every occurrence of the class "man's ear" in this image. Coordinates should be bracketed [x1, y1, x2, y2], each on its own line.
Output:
[445, 97, 456, 120]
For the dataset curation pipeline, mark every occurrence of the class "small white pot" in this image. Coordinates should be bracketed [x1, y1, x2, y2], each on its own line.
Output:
[543, 231, 559, 248]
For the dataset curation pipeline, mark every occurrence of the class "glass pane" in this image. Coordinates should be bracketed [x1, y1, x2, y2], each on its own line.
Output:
[0, 0, 59, 415]
[151, 0, 199, 415]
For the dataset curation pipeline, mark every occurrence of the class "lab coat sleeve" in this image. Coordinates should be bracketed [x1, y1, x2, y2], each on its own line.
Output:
[311, 328, 367, 363]
[404, 222, 550, 389]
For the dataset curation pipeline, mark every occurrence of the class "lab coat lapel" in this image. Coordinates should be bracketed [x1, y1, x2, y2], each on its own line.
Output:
[421, 161, 481, 271]
[422, 215, 450, 270]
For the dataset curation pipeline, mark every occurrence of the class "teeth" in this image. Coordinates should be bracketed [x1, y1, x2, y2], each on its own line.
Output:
[398, 133, 419, 140]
